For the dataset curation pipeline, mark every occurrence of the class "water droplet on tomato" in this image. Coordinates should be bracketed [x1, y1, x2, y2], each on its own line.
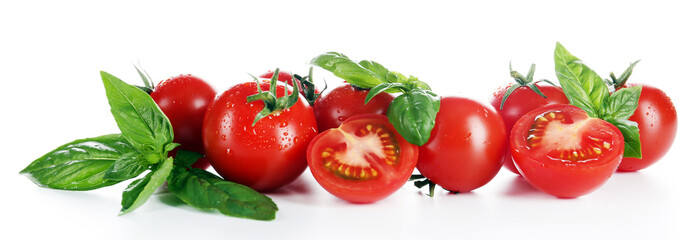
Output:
[283, 132, 289, 136]
[293, 137, 299, 143]
[221, 135, 227, 141]
[338, 116, 346, 121]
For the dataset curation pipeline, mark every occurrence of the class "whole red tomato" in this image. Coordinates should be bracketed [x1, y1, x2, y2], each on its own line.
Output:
[202, 80, 318, 192]
[617, 84, 677, 171]
[417, 97, 508, 193]
[306, 114, 418, 203]
[150, 74, 216, 169]
[510, 104, 624, 198]
[313, 84, 394, 132]
[491, 84, 568, 175]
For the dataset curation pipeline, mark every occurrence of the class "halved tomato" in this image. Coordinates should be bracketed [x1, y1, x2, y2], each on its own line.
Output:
[510, 104, 624, 198]
[306, 114, 418, 203]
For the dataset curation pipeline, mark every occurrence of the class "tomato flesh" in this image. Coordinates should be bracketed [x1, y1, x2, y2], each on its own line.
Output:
[491, 84, 569, 175]
[511, 104, 624, 198]
[307, 114, 417, 203]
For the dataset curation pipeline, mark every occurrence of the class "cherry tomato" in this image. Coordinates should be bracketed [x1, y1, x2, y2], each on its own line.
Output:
[150, 74, 216, 169]
[617, 84, 677, 171]
[417, 97, 507, 193]
[313, 84, 394, 132]
[306, 114, 418, 203]
[202, 81, 318, 192]
[510, 104, 624, 198]
[491, 84, 568, 175]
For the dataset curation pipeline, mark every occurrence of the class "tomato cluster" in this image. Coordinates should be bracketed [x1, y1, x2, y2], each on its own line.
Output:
[146, 52, 675, 203]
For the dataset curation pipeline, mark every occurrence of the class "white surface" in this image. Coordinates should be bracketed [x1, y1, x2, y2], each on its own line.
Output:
[1, 1, 696, 239]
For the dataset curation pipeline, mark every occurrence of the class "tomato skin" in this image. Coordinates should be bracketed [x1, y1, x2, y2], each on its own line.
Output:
[617, 84, 677, 172]
[150, 75, 216, 169]
[306, 114, 418, 203]
[313, 84, 394, 133]
[202, 81, 318, 192]
[417, 97, 508, 193]
[510, 104, 624, 198]
[491, 84, 569, 175]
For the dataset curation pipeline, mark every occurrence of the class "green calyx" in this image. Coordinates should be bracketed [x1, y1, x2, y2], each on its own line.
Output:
[133, 63, 155, 94]
[292, 67, 327, 106]
[247, 68, 300, 126]
[410, 174, 436, 197]
[606, 60, 640, 91]
[499, 62, 558, 110]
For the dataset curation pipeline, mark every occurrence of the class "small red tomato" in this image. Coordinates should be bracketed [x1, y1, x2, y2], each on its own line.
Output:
[313, 84, 394, 132]
[417, 97, 508, 193]
[491, 84, 568, 175]
[510, 104, 624, 198]
[618, 84, 677, 171]
[150, 74, 216, 169]
[306, 114, 418, 203]
[202, 81, 318, 192]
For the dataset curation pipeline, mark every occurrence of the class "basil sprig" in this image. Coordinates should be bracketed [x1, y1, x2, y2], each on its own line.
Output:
[554, 43, 642, 158]
[20, 71, 277, 220]
[311, 52, 440, 146]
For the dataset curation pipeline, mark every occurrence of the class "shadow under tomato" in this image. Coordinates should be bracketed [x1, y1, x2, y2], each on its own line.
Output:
[504, 175, 548, 197]
[265, 174, 313, 196]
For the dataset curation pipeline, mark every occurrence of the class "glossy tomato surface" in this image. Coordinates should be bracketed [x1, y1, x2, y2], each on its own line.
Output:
[618, 84, 677, 171]
[417, 97, 507, 193]
[511, 104, 624, 198]
[313, 84, 394, 132]
[202, 81, 318, 192]
[491, 84, 568, 175]
[306, 114, 418, 203]
[150, 74, 216, 169]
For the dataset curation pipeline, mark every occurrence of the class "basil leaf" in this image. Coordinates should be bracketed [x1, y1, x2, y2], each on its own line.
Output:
[101, 71, 174, 153]
[173, 150, 204, 168]
[387, 89, 440, 146]
[120, 157, 173, 215]
[103, 152, 149, 181]
[20, 134, 136, 190]
[606, 119, 642, 158]
[358, 60, 397, 82]
[603, 86, 642, 120]
[310, 52, 389, 89]
[168, 167, 278, 220]
[364, 82, 408, 104]
[554, 42, 610, 117]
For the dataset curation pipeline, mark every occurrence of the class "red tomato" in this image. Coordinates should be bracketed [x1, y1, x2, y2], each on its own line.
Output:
[618, 84, 677, 171]
[491, 84, 568, 175]
[202, 81, 318, 192]
[313, 84, 394, 132]
[150, 74, 216, 169]
[510, 104, 624, 198]
[417, 97, 507, 193]
[306, 114, 418, 203]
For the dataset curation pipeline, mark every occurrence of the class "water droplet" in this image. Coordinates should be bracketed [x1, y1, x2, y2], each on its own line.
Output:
[338, 116, 346, 121]
[283, 132, 289, 136]
[293, 137, 300, 143]
[221, 135, 227, 141]
[280, 121, 288, 128]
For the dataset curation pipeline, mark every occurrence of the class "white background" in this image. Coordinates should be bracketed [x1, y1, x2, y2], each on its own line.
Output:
[2, 0, 696, 239]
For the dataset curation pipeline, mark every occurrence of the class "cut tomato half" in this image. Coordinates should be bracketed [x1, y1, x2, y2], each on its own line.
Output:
[306, 114, 418, 203]
[510, 104, 624, 198]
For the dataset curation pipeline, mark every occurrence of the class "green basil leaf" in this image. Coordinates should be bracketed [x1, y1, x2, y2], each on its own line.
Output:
[173, 150, 204, 168]
[554, 42, 610, 117]
[310, 52, 389, 89]
[387, 89, 440, 146]
[358, 60, 397, 82]
[364, 82, 408, 104]
[20, 134, 136, 190]
[103, 152, 149, 181]
[603, 86, 642, 120]
[120, 157, 173, 215]
[606, 119, 642, 158]
[101, 71, 174, 153]
[168, 167, 278, 220]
